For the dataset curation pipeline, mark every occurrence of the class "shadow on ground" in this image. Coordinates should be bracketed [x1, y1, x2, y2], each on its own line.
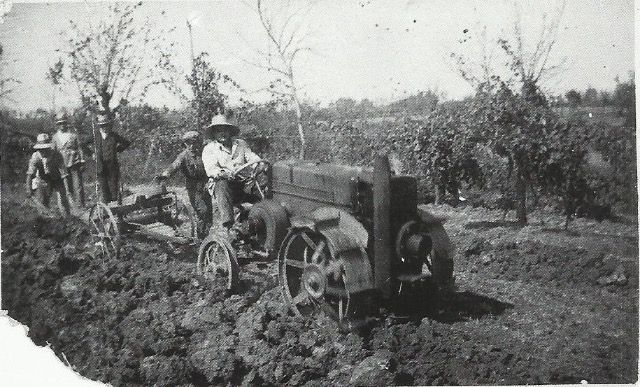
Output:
[391, 280, 514, 323]
[465, 220, 522, 230]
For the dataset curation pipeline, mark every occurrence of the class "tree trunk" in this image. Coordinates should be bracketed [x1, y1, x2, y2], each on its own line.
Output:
[514, 160, 528, 226]
[435, 184, 446, 204]
[448, 180, 460, 207]
[291, 86, 305, 159]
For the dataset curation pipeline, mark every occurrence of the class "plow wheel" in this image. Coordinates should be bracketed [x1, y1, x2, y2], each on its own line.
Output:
[89, 202, 120, 259]
[196, 234, 239, 292]
[279, 228, 364, 322]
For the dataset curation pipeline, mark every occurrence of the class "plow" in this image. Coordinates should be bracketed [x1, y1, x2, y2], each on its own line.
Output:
[87, 183, 198, 258]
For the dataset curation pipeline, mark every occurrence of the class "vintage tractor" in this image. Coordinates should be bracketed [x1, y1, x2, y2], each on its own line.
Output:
[196, 155, 454, 321]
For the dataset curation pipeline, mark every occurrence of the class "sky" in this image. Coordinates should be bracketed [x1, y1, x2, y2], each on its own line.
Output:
[0, 0, 635, 112]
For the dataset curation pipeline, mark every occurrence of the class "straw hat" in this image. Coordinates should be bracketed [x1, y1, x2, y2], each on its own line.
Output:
[33, 133, 52, 150]
[206, 113, 239, 136]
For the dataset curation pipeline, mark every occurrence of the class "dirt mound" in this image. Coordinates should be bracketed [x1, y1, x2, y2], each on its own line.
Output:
[2, 203, 638, 385]
[458, 235, 637, 289]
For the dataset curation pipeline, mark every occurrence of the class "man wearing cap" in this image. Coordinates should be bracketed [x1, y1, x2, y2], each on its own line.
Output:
[52, 112, 86, 208]
[157, 131, 211, 238]
[94, 114, 131, 203]
[201, 112, 262, 231]
[26, 133, 71, 216]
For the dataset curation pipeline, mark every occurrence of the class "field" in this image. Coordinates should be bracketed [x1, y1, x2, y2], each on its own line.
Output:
[1, 182, 637, 386]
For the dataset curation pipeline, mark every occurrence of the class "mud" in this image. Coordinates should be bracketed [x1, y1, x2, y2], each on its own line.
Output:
[2, 201, 638, 386]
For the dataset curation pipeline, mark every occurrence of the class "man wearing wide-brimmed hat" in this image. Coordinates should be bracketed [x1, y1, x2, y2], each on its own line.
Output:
[26, 133, 71, 216]
[157, 130, 211, 238]
[202, 111, 262, 231]
[52, 112, 86, 208]
[94, 114, 131, 203]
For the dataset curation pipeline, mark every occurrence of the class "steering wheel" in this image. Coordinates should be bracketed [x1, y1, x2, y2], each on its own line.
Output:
[230, 160, 271, 200]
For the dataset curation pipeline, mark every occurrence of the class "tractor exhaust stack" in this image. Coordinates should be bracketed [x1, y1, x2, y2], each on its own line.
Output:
[373, 154, 392, 299]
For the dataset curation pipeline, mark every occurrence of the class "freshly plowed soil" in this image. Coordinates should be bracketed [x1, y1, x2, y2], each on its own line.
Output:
[1, 200, 638, 386]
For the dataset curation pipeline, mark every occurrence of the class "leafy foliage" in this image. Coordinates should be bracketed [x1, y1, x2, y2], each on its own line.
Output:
[185, 53, 234, 130]
[613, 72, 635, 126]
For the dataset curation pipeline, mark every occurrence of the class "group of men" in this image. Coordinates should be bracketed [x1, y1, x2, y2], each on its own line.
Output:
[26, 113, 130, 216]
[26, 109, 262, 239]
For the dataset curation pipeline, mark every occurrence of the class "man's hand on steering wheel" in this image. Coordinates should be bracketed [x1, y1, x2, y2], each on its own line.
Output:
[218, 169, 235, 180]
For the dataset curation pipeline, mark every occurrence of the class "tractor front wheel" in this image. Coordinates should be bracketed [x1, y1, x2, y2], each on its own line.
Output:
[196, 233, 239, 293]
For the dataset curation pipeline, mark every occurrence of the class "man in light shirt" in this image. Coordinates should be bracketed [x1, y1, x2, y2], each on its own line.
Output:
[201, 112, 262, 231]
[52, 112, 86, 208]
[26, 133, 71, 216]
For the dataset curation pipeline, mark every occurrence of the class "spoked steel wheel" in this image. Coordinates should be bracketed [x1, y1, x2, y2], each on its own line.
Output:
[279, 228, 354, 321]
[196, 234, 239, 292]
[89, 202, 120, 259]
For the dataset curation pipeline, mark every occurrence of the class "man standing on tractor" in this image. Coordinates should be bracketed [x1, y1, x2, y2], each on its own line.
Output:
[26, 133, 71, 216]
[94, 114, 131, 204]
[52, 112, 86, 208]
[157, 131, 211, 238]
[201, 111, 263, 233]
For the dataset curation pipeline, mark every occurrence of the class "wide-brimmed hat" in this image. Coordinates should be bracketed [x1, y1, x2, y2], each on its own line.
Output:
[181, 130, 202, 142]
[33, 133, 52, 149]
[206, 114, 239, 136]
[55, 112, 70, 125]
[96, 114, 112, 126]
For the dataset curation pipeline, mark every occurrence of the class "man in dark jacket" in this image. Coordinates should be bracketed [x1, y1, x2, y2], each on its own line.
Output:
[94, 114, 130, 203]
[158, 130, 211, 238]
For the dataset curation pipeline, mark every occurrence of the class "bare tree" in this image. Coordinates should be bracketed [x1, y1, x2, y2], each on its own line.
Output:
[0, 44, 20, 104]
[46, 59, 64, 113]
[57, 1, 177, 117]
[503, 0, 566, 94]
[244, 0, 315, 159]
[453, 0, 566, 95]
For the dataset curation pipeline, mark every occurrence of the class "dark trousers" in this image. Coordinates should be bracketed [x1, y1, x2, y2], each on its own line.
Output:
[98, 162, 120, 204]
[213, 180, 246, 228]
[36, 179, 70, 216]
[187, 181, 212, 239]
[66, 164, 85, 208]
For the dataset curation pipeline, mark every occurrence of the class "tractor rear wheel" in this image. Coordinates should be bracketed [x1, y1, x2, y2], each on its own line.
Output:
[279, 228, 372, 323]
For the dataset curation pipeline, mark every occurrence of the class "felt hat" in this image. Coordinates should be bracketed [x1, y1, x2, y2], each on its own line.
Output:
[55, 112, 70, 125]
[181, 130, 202, 142]
[206, 113, 239, 136]
[97, 114, 112, 126]
[33, 133, 52, 149]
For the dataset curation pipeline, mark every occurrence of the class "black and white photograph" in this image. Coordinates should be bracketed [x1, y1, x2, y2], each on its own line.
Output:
[0, 0, 637, 385]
